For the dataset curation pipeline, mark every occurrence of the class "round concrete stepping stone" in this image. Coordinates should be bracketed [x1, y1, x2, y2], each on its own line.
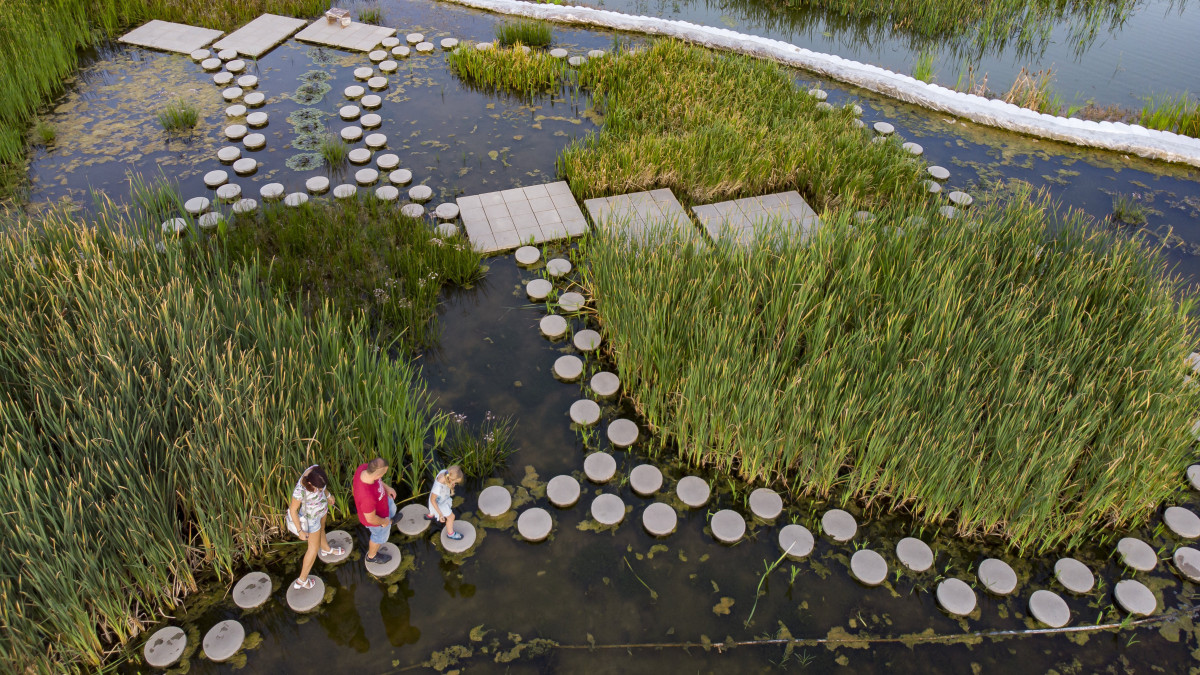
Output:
[217, 49, 238, 61]
[821, 509, 857, 541]
[161, 218, 187, 236]
[808, 88, 828, 101]
[948, 191, 974, 207]
[222, 86, 243, 101]
[478, 485, 512, 517]
[191, 49, 211, 61]
[643, 502, 677, 536]
[546, 258, 572, 278]
[380, 60, 398, 73]
[389, 169, 413, 185]
[213, 71, 234, 85]
[1029, 589, 1070, 627]
[928, 165, 950, 181]
[355, 168, 379, 185]
[852, 119, 866, 129]
[630, 464, 663, 496]
[232, 571, 271, 609]
[348, 148, 372, 164]
[937, 578, 977, 616]
[871, 136, 888, 145]
[286, 575, 325, 612]
[539, 314, 567, 338]
[1187, 465, 1200, 490]
[475, 41, 493, 51]
[1114, 579, 1156, 616]
[313, 529, 352, 564]
[237, 75, 257, 89]
[202, 620, 244, 662]
[749, 488, 783, 520]
[676, 476, 710, 508]
[198, 212, 223, 230]
[369, 49, 387, 62]
[382, 37, 400, 48]
[224, 125, 247, 140]
[397, 503, 432, 536]
[409, 185, 433, 202]
[354, 67, 374, 80]
[574, 330, 602, 352]
[215, 183, 241, 201]
[442, 38, 459, 49]
[368, 76, 388, 89]
[377, 153, 400, 170]
[435, 203, 460, 220]
[895, 537, 933, 572]
[938, 205, 958, 219]
[333, 184, 357, 200]
[815, 103, 834, 114]
[361, 114, 382, 128]
[376, 185, 399, 201]
[184, 196, 211, 215]
[1117, 537, 1158, 572]
[144, 626, 187, 668]
[590, 372, 619, 397]
[1165, 506, 1200, 538]
[340, 105, 361, 120]
[924, 180, 943, 194]
[549, 48, 568, 59]
[517, 45, 532, 55]
[232, 198, 257, 215]
[225, 104, 247, 117]
[591, 493, 625, 525]
[345, 85, 365, 99]
[518, 508, 553, 541]
[201, 58, 222, 71]
[259, 183, 284, 201]
[547, 475, 581, 507]
[777, 524, 814, 558]
[607, 419, 639, 448]
[415, 42, 434, 54]
[873, 121, 894, 135]
[361, 94, 382, 109]
[853, 211, 875, 223]
[978, 558, 1018, 595]
[306, 176, 330, 193]
[558, 292, 585, 312]
[1175, 546, 1200, 580]
[243, 92, 265, 107]
[588, 49, 607, 58]
[392, 46, 411, 58]
[526, 278, 553, 301]
[232, 158, 257, 175]
[341, 126, 363, 142]
[365, 133, 387, 149]
[284, 192, 309, 207]
[242, 133, 265, 150]
[568, 56, 586, 67]
[1054, 558, 1095, 594]
[553, 355, 583, 380]
[569, 399, 601, 426]
[711, 509, 746, 543]
[217, 146, 241, 162]
[851, 549, 888, 586]
[401, 203, 425, 218]
[902, 142, 923, 155]
[407, 33, 425, 44]
[365, 541, 402, 576]
[436, 223, 459, 238]
[441, 520, 477, 553]
[514, 245, 540, 265]
[584, 452, 617, 483]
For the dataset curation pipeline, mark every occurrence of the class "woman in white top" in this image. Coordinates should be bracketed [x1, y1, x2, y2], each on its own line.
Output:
[289, 464, 344, 589]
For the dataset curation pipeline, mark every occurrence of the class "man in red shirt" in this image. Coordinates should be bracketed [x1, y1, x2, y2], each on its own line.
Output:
[353, 457, 397, 565]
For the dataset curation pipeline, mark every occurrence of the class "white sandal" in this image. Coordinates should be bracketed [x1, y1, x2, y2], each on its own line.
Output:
[321, 546, 345, 556]
[292, 577, 316, 590]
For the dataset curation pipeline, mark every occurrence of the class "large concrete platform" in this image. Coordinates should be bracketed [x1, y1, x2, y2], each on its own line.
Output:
[691, 190, 821, 245]
[458, 181, 588, 253]
[119, 21, 223, 54]
[583, 189, 696, 243]
[212, 14, 307, 58]
[295, 19, 397, 52]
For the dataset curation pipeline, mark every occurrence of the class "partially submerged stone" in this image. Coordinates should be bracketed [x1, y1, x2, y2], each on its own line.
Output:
[936, 578, 976, 616]
[629, 464, 663, 496]
[642, 502, 677, 536]
[1029, 589, 1070, 628]
[821, 509, 857, 541]
[1054, 557, 1095, 594]
[584, 451, 617, 483]
[711, 509, 746, 543]
[895, 537, 933, 572]
[977, 558, 1017, 595]
[547, 475, 581, 507]
[778, 524, 814, 558]
[478, 485, 512, 517]
[850, 549, 887, 586]
[675, 476, 710, 508]
[749, 488, 783, 520]
[518, 507, 553, 541]
[144, 626, 187, 668]
[591, 493, 625, 525]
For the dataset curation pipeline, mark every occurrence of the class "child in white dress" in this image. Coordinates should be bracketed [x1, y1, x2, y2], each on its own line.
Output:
[426, 465, 465, 539]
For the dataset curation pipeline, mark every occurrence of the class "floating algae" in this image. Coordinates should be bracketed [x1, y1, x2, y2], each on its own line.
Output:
[286, 153, 324, 171]
[292, 134, 322, 151]
[306, 47, 338, 65]
[300, 69, 334, 83]
[292, 81, 333, 105]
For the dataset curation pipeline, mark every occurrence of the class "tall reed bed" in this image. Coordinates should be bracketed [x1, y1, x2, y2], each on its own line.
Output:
[0, 199, 448, 672]
[447, 44, 568, 97]
[557, 41, 925, 209]
[1139, 92, 1200, 138]
[581, 188, 1200, 553]
[494, 19, 554, 48]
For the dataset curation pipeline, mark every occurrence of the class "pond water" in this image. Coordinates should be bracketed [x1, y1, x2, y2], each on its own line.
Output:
[21, 0, 1200, 672]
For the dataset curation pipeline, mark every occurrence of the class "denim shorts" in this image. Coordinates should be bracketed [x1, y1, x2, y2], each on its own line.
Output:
[300, 514, 323, 534]
[365, 497, 397, 545]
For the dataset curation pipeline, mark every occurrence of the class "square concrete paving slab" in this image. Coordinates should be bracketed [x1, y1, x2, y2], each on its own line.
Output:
[458, 181, 587, 254]
[212, 14, 307, 58]
[295, 19, 397, 52]
[119, 20, 223, 54]
[692, 191, 821, 245]
[583, 189, 698, 244]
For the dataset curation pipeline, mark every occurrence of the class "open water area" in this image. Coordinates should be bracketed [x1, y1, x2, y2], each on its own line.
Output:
[21, 0, 1200, 672]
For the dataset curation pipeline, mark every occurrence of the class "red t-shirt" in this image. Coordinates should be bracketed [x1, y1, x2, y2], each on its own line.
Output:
[352, 463, 388, 526]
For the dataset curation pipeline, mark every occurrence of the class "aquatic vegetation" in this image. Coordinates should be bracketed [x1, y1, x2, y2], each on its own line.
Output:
[1111, 191, 1148, 225]
[319, 135, 350, 166]
[1139, 92, 1200, 138]
[287, 107, 327, 135]
[912, 50, 935, 84]
[32, 119, 56, 145]
[291, 133, 323, 151]
[0, 196, 441, 672]
[358, 6, 384, 25]
[495, 19, 554, 48]
[285, 152, 324, 171]
[1002, 67, 1063, 115]
[581, 187, 1200, 553]
[448, 45, 567, 97]
[300, 69, 334, 84]
[156, 99, 199, 133]
[440, 411, 518, 478]
[292, 80, 333, 105]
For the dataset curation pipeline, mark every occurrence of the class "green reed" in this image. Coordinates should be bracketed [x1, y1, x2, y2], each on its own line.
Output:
[494, 19, 554, 48]
[319, 134, 349, 166]
[156, 99, 199, 133]
[440, 411, 518, 478]
[1139, 92, 1200, 138]
[447, 44, 568, 97]
[357, 6, 384, 25]
[581, 187, 1200, 555]
[912, 49, 935, 83]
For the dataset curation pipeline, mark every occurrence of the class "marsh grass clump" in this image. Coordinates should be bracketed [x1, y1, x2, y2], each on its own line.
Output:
[285, 152, 324, 171]
[292, 80, 333, 105]
[1002, 67, 1063, 115]
[319, 134, 349, 166]
[448, 45, 567, 97]
[582, 187, 1200, 553]
[357, 5, 384, 25]
[439, 411, 518, 478]
[1111, 191, 1148, 225]
[1139, 92, 1200, 138]
[912, 50, 935, 83]
[156, 99, 199, 133]
[494, 19, 554, 48]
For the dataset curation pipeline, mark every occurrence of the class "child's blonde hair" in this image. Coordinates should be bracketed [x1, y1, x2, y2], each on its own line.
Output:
[446, 465, 464, 482]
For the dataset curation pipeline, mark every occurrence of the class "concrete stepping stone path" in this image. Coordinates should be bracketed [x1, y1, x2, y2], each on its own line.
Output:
[392, 46, 411, 57]
[397, 503, 432, 536]
[224, 125, 247, 140]
[341, 126, 363, 142]
[199, 212, 223, 229]
[850, 549, 887, 586]
[233, 158, 257, 175]
[591, 494, 625, 525]
[362, 95, 382, 109]
[416, 42, 434, 54]
[345, 85, 365, 99]
[676, 476, 710, 508]
[340, 105, 361, 120]
[629, 464, 663, 496]
[212, 13, 306, 59]
[778, 524, 814, 558]
[539, 315, 568, 338]
[692, 191, 821, 246]
[222, 87, 244, 101]
[232, 198, 258, 215]
[377, 153, 400, 170]
[333, 184, 357, 199]
[259, 183, 284, 201]
[376, 185, 399, 201]
[547, 258, 572, 278]
[216, 183, 241, 201]
[356, 168, 379, 185]
[225, 60, 246, 73]
[401, 204, 425, 218]
[202, 57, 222, 71]
[409, 185, 433, 202]
[184, 196, 211, 214]
[243, 133, 265, 150]
[570, 399, 601, 426]
[295, 19, 396, 52]
[928, 166, 950, 180]
[547, 475, 581, 507]
[948, 191, 974, 207]
[161, 218, 187, 236]
[441, 520, 477, 553]
[1029, 589, 1070, 627]
[821, 509, 857, 541]
[442, 38, 459, 49]
[515, 245, 541, 266]
[1165, 506, 1200, 538]
[936, 578, 976, 616]
[574, 330, 602, 352]
[286, 575, 325, 611]
[144, 626, 187, 668]
[214, 72, 234, 85]
[873, 121, 894, 135]
[590, 372, 619, 397]
[749, 488, 783, 520]
[1117, 537, 1158, 571]
[243, 92, 265, 107]
[1114, 579, 1156, 616]
[120, 20, 222, 54]
[587, 188, 693, 242]
[458, 181, 588, 253]
[191, 49, 211, 61]
[1175, 547, 1200, 580]
[584, 452, 617, 483]
[478, 485, 512, 517]
[306, 176, 330, 193]
[225, 104, 247, 117]
[285, 192, 308, 207]
[607, 419, 639, 447]
[895, 537, 933, 572]
[1054, 557, 1095, 593]
[365, 542, 402, 576]
[527, 280, 554, 303]
[369, 49, 387, 62]
[435, 203, 460, 220]
[711, 509, 746, 543]
[518, 508, 553, 541]
[643, 502, 677, 536]
[317, 530, 353, 563]
[365, 133, 388, 149]
[217, 49, 238, 61]
[232, 572, 271, 607]
[977, 558, 1017, 595]
[348, 148, 372, 164]
[558, 292, 585, 312]
[217, 146, 241, 162]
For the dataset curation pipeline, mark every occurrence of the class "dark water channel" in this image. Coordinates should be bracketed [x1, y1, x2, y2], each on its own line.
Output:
[23, 0, 1200, 672]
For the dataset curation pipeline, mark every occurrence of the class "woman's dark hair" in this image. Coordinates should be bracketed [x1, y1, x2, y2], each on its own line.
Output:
[302, 465, 328, 491]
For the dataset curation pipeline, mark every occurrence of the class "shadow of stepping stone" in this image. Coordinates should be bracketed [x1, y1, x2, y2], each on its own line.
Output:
[202, 620, 244, 662]
[397, 503, 431, 536]
[518, 507, 553, 541]
[233, 571, 271, 609]
[144, 626, 186, 668]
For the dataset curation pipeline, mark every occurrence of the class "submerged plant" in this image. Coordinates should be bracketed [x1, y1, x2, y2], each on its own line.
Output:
[912, 49, 935, 83]
[1139, 92, 1200, 138]
[291, 133, 322, 151]
[300, 69, 334, 84]
[287, 107, 326, 135]
[33, 118, 56, 145]
[292, 80, 333, 105]
[495, 19, 553, 48]
[156, 99, 199, 133]
[285, 152, 324, 171]
[1111, 192, 1147, 225]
